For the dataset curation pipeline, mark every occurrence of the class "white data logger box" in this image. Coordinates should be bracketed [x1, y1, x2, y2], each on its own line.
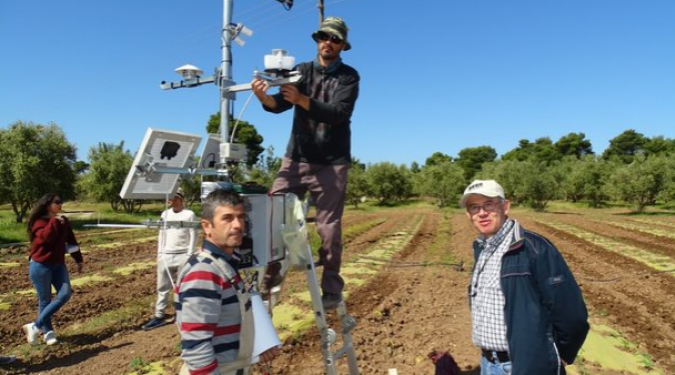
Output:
[239, 194, 286, 268]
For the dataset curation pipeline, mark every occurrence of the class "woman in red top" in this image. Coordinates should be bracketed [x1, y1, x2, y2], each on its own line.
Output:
[22, 193, 84, 346]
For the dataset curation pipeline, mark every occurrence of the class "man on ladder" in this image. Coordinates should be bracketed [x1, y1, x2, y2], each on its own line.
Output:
[252, 16, 360, 311]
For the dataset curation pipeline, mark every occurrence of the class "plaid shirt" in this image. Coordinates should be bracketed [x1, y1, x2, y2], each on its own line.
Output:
[470, 218, 516, 352]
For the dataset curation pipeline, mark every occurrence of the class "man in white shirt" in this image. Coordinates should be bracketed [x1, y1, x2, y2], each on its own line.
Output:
[142, 192, 198, 330]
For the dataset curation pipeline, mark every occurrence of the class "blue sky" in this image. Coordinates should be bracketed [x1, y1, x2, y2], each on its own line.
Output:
[2, 0, 674, 166]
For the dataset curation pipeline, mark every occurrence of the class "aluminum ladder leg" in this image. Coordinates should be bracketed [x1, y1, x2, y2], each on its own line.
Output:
[302, 243, 360, 375]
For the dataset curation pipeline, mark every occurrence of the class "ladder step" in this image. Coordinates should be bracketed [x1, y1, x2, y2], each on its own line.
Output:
[332, 342, 355, 359]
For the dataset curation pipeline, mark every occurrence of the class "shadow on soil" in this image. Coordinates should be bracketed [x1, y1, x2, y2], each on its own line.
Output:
[2, 341, 132, 374]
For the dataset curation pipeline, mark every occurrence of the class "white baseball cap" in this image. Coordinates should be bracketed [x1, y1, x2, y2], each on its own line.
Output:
[459, 180, 505, 208]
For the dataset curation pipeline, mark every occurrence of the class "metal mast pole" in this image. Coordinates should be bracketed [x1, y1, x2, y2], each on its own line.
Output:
[318, 0, 325, 24]
[220, 0, 234, 172]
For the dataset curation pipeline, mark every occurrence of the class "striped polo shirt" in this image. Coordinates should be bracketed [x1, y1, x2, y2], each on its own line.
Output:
[175, 240, 244, 375]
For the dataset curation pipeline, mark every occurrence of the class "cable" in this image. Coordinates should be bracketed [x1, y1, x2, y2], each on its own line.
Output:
[230, 91, 256, 144]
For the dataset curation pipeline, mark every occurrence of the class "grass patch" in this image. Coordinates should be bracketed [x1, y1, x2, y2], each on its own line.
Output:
[570, 323, 664, 374]
[113, 262, 156, 276]
[71, 274, 115, 287]
[129, 356, 152, 374]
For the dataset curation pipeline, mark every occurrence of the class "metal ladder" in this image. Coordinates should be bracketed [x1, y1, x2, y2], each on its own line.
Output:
[302, 246, 359, 375]
[273, 194, 359, 375]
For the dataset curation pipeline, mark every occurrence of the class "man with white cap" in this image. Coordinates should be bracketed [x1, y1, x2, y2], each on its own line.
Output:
[461, 180, 589, 375]
[252, 16, 359, 310]
[142, 191, 198, 330]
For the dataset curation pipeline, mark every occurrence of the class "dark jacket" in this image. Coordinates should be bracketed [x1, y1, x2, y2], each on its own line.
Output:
[265, 59, 360, 165]
[470, 221, 589, 375]
[30, 216, 83, 264]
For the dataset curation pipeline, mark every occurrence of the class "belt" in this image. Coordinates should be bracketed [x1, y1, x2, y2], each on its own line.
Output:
[481, 349, 509, 364]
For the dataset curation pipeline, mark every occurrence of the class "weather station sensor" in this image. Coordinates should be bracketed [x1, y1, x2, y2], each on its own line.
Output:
[232, 23, 253, 47]
[264, 49, 295, 72]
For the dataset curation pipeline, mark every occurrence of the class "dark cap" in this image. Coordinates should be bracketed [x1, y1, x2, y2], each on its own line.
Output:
[172, 192, 184, 200]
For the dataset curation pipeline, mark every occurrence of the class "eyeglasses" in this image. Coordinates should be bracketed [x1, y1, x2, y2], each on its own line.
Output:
[467, 201, 500, 215]
[52, 200, 63, 205]
[314, 31, 343, 44]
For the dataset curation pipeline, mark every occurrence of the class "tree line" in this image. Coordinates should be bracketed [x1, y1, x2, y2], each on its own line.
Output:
[2, 120, 674, 222]
[347, 130, 675, 213]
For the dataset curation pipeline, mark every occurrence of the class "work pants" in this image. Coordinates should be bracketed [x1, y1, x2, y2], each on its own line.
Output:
[155, 252, 189, 318]
[271, 158, 349, 295]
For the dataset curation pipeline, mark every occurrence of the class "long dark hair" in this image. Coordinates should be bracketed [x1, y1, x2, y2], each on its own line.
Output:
[27, 193, 60, 242]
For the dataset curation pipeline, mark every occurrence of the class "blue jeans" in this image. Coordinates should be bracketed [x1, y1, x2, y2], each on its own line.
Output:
[28, 261, 72, 332]
[480, 355, 512, 375]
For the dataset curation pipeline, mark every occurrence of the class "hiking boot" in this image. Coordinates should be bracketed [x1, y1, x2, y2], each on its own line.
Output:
[0, 355, 16, 365]
[142, 317, 167, 331]
[43, 331, 58, 346]
[321, 293, 343, 310]
[22, 323, 40, 345]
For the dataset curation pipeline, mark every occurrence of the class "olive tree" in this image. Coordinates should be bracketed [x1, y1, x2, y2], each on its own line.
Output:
[0, 121, 77, 222]
[79, 142, 142, 213]
[345, 158, 369, 209]
[418, 161, 465, 208]
[607, 155, 670, 212]
[366, 162, 413, 205]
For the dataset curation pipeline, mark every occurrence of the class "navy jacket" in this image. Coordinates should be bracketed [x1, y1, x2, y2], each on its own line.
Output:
[470, 221, 589, 375]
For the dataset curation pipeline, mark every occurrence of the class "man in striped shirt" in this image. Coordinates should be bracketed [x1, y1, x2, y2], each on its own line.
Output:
[175, 190, 279, 375]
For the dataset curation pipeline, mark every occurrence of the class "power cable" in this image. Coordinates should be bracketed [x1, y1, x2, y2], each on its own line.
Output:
[230, 91, 256, 144]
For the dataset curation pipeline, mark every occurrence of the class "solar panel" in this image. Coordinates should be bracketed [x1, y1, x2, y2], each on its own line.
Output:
[119, 127, 202, 200]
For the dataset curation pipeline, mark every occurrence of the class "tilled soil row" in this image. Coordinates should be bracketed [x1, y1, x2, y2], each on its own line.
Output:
[274, 211, 416, 299]
[0, 209, 420, 374]
[532, 212, 675, 259]
[519, 216, 675, 373]
[5, 208, 673, 374]
[1, 245, 158, 295]
[268, 211, 483, 375]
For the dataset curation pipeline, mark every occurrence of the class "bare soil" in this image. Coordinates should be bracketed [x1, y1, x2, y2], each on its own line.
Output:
[1, 207, 674, 374]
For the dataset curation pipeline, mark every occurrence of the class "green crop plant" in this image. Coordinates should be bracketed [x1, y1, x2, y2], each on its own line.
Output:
[129, 356, 151, 374]
[639, 353, 655, 371]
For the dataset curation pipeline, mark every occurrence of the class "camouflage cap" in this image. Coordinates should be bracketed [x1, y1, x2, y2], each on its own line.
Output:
[312, 16, 351, 51]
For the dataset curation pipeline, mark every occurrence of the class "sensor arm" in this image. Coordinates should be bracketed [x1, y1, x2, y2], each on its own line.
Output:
[159, 75, 216, 90]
